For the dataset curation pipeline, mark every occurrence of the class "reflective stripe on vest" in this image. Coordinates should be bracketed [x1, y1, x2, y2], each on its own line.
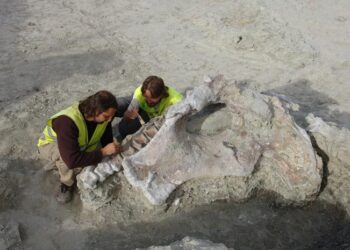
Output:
[37, 103, 108, 152]
[133, 85, 183, 118]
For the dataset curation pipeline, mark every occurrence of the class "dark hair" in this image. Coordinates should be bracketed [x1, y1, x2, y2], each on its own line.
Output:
[79, 90, 118, 118]
[141, 75, 169, 98]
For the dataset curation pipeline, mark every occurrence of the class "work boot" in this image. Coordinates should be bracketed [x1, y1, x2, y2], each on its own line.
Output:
[55, 183, 73, 204]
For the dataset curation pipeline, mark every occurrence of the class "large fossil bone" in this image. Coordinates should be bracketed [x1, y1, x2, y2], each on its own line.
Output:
[121, 76, 322, 205]
[122, 76, 262, 204]
[78, 75, 322, 206]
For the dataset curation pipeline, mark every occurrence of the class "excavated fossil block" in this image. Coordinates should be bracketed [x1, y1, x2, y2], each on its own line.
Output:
[306, 114, 350, 214]
[122, 75, 322, 205]
[77, 75, 323, 207]
[77, 174, 121, 209]
[138, 236, 231, 250]
[78, 159, 122, 190]
[94, 162, 113, 182]
[79, 165, 99, 189]
[307, 114, 350, 163]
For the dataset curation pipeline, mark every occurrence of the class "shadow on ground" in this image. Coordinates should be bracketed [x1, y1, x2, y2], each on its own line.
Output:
[263, 79, 350, 129]
[1, 157, 350, 249]
[0, 0, 124, 109]
[0, 157, 86, 249]
[84, 199, 350, 250]
[0, 50, 123, 109]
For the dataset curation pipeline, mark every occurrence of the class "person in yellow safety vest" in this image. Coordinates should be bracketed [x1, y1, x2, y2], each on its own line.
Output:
[115, 75, 183, 141]
[37, 90, 122, 203]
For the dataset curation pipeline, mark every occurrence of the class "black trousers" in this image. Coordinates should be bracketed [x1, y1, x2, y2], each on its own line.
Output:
[116, 95, 150, 140]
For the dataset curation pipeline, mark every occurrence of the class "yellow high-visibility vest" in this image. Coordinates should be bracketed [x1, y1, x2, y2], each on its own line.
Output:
[37, 103, 108, 152]
[133, 85, 183, 118]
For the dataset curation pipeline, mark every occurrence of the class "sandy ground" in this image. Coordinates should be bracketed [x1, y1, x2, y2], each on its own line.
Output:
[1, 0, 350, 249]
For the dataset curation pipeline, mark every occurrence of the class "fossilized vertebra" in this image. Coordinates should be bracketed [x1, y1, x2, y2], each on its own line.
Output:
[78, 116, 165, 189]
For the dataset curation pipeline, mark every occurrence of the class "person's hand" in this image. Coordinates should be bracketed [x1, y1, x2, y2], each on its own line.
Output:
[101, 142, 119, 156]
[123, 108, 139, 120]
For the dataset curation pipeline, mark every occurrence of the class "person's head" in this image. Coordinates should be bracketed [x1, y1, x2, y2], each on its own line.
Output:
[79, 90, 118, 123]
[141, 75, 169, 107]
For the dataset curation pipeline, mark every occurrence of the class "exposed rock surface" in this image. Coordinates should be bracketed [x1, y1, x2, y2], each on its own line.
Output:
[78, 76, 322, 208]
[306, 114, 350, 214]
[138, 236, 232, 250]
